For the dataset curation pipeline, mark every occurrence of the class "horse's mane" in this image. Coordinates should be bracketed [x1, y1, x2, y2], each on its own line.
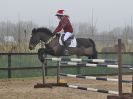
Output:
[32, 27, 52, 35]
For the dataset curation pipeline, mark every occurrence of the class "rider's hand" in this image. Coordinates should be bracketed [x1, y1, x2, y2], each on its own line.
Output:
[52, 32, 56, 36]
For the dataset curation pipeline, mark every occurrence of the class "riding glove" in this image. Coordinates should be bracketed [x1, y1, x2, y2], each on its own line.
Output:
[52, 32, 56, 36]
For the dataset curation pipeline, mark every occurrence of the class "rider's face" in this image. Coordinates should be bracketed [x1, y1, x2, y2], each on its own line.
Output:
[57, 16, 61, 20]
[57, 15, 64, 20]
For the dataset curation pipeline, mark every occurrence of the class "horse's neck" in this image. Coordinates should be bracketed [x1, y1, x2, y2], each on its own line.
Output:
[47, 36, 59, 48]
[41, 33, 59, 47]
[41, 33, 52, 42]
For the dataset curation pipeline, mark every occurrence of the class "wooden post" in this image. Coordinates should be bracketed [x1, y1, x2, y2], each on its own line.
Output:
[42, 59, 46, 85]
[132, 71, 133, 94]
[57, 61, 60, 84]
[118, 39, 122, 96]
[8, 53, 11, 78]
[77, 56, 81, 75]
[45, 54, 48, 76]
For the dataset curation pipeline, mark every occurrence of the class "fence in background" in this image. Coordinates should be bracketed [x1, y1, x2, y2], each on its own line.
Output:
[0, 52, 133, 78]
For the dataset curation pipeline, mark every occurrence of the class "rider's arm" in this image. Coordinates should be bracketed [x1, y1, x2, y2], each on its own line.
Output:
[53, 21, 63, 33]
[53, 17, 68, 33]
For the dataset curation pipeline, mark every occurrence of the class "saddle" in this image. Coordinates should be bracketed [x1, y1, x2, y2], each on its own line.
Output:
[61, 34, 74, 47]
[59, 34, 77, 47]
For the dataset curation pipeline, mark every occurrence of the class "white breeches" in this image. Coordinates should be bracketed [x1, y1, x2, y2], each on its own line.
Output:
[61, 32, 73, 41]
[59, 32, 77, 47]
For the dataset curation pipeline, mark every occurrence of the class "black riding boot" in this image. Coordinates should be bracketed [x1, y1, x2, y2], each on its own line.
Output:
[63, 42, 69, 56]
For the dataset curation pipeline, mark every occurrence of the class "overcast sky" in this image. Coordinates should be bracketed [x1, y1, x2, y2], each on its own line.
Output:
[0, 0, 133, 32]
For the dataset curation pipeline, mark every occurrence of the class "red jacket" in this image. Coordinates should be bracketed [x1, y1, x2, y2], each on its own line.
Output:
[53, 16, 73, 33]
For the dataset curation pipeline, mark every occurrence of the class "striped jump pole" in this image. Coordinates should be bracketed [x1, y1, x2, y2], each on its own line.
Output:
[65, 84, 118, 95]
[60, 62, 132, 69]
[59, 73, 132, 83]
[46, 58, 117, 63]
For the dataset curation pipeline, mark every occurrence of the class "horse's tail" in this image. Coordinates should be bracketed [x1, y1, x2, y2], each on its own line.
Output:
[88, 38, 97, 59]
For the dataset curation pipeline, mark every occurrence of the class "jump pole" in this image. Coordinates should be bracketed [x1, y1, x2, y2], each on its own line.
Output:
[46, 58, 117, 63]
[59, 73, 132, 83]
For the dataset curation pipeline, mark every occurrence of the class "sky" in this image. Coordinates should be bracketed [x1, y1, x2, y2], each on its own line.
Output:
[0, 0, 133, 32]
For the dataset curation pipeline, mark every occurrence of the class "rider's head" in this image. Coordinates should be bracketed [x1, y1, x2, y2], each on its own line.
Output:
[55, 10, 69, 20]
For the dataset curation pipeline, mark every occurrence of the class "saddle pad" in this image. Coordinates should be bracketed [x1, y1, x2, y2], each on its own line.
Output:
[59, 36, 77, 47]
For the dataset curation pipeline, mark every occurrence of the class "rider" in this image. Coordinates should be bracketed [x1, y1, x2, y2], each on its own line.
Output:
[53, 10, 74, 55]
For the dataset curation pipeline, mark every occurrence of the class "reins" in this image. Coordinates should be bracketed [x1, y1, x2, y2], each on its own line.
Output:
[45, 35, 57, 45]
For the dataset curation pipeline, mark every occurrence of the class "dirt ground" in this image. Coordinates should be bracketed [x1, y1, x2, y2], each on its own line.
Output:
[0, 75, 132, 99]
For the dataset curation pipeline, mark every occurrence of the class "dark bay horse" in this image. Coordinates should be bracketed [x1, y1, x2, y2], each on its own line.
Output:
[29, 27, 97, 59]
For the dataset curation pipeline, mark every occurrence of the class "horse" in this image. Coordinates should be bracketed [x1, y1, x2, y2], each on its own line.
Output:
[29, 27, 97, 59]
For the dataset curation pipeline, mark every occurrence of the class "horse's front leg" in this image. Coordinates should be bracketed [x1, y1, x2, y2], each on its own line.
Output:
[38, 48, 47, 62]
[38, 48, 55, 62]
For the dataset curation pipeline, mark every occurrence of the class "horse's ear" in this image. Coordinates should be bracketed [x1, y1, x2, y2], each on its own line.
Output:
[32, 28, 37, 33]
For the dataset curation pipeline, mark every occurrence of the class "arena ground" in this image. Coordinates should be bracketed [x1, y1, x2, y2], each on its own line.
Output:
[0, 75, 132, 99]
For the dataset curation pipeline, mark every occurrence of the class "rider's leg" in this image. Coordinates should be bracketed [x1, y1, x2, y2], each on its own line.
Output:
[63, 32, 73, 41]
[61, 32, 73, 55]
[62, 32, 73, 45]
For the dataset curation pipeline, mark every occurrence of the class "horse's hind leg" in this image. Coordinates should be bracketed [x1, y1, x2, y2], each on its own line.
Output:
[89, 50, 97, 59]
[84, 47, 93, 55]
[84, 47, 97, 59]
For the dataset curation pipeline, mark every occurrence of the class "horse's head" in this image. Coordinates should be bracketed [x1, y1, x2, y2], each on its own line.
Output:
[29, 27, 53, 50]
[29, 28, 41, 50]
